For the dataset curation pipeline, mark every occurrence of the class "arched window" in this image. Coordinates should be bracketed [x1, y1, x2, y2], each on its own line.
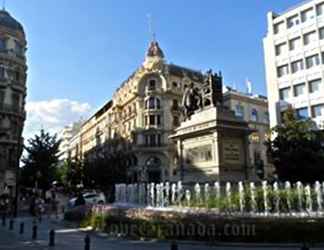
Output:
[145, 97, 161, 110]
[251, 108, 258, 122]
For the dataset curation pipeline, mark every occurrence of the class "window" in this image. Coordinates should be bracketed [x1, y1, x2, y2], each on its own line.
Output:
[148, 79, 156, 90]
[264, 111, 270, 123]
[172, 99, 179, 110]
[303, 31, 317, 45]
[15, 71, 20, 81]
[277, 64, 289, 77]
[312, 104, 324, 117]
[251, 109, 258, 122]
[306, 54, 320, 69]
[157, 115, 161, 125]
[235, 104, 244, 118]
[309, 79, 321, 93]
[173, 116, 180, 127]
[293, 83, 305, 97]
[316, 3, 324, 16]
[157, 134, 162, 146]
[0, 39, 5, 50]
[275, 43, 286, 56]
[14, 41, 23, 55]
[319, 27, 324, 40]
[172, 81, 178, 88]
[149, 134, 156, 146]
[301, 8, 315, 23]
[145, 134, 162, 147]
[296, 107, 309, 120]
[0, 66, 4, 79]
[11, 93, 20, 111]
[287, 15, 299, 28]
[289, 37, 301, 51]
[145, 97, 160, 110]
[156, 98, 160, 109]
[274, 21, 285, 34]
[0, 90, 4, 105]
[149, 115, 155, 125]
[279, 87, 290, 101]
[291, 60, 304, 73]
[145, 135, 149, 145]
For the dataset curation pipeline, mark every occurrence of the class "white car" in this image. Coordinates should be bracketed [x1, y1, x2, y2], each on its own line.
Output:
[68, 192, 106, 208]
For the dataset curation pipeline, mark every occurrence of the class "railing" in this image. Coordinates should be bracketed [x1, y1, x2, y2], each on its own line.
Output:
[0, 103, 23, 114]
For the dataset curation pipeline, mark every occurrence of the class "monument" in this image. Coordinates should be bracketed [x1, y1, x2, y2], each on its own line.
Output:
[170, 70, 252, 184]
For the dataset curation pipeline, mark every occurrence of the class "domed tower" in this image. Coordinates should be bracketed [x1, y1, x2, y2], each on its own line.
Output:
[0, 9, 27, 195]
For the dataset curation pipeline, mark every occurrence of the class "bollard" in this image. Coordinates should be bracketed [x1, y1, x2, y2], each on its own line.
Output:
[9, 219, 14, 231]
[2, 214, 6, 226]
[32, 224, 37, 240]
[301, 243, 309, 250]
[19, 222, 24, 234]
[49, 229, 55, 247]
[84, 234, 90, 250]
[170, 241, 178, 250]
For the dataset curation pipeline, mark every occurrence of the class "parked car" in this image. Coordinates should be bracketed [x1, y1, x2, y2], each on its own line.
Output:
[67, 192, 106, 208]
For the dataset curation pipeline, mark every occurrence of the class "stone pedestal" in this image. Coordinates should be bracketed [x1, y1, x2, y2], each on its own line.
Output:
[170, 106, 252, 184]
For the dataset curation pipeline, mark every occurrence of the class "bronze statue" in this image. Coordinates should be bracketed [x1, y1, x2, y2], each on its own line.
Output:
[182, 82, 202, 120]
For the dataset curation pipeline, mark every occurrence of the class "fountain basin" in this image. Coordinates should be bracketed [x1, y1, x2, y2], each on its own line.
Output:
[86, 204, 324, 243]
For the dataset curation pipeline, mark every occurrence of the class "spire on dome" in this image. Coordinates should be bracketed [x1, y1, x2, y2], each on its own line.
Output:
[146, 40, 165, 58]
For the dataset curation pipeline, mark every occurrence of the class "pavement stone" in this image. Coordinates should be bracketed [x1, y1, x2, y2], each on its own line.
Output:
[0, 215, 322, 250]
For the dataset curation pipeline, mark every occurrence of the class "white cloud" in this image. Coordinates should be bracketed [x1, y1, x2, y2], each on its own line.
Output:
[24, 99, 92, 139]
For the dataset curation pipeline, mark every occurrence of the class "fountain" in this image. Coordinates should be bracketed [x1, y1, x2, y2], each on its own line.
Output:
[296, 181, 303, 212]
[225, 182, 232, 212]
[204, 183, 210, 206]
[305, 185, 313, 213]
[315, 181, 322, 213]
[262, 181, 269, 215]
[194, 183, 201, 205]
[113, 180, 324, 218]
[185, 190, 191, 207]
[285, 181, 292, 214]
[249, 182, 256, 214]
[238, 182, 244, 213]
[273, 182, 280, 215]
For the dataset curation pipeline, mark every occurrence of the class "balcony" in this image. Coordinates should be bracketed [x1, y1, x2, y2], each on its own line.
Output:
[0, 103, 24, 116]
[0, 49, 26, 65]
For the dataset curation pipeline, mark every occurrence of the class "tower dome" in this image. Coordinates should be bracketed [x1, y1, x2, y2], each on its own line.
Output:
[0, 10, 24, 34]
[146, 40, 164, 58]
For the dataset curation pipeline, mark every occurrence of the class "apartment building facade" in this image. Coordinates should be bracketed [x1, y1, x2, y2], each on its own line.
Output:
[264, 0, 324, 129]
[0, 10, 27, 195]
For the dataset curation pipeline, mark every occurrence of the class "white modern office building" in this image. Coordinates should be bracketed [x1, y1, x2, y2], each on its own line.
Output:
[264, 0, 324, 129]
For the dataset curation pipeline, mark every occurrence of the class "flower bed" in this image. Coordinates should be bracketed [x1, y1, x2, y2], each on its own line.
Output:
[82, 205, 324, 243]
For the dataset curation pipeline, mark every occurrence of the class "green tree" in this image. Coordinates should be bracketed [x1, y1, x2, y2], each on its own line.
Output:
[267, 107, 324, 182]
[20, 129, 61, 194]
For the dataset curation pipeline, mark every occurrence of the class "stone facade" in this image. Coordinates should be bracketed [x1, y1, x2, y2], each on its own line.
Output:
[0, 10, 27, 195]
[223, 88, 272, 179]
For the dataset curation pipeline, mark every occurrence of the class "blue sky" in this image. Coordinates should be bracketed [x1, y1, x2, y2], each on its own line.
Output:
[6, 0, 303, 136]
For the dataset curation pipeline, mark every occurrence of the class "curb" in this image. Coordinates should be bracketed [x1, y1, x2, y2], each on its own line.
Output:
[91, 229, 324, 248]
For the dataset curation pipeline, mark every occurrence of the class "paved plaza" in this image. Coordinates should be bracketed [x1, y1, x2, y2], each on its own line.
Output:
[0, 216, 322, 250]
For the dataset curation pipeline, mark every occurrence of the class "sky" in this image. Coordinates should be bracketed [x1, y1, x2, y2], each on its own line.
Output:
[5, 0, 303, 138]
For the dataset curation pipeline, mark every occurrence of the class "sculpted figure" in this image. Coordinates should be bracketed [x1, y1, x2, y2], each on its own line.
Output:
[182, 82, 202, 120]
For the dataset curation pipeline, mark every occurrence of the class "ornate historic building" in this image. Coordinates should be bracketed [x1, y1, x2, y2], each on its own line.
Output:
[0, 10, 27, 195]
[64, 40, 269, 183]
